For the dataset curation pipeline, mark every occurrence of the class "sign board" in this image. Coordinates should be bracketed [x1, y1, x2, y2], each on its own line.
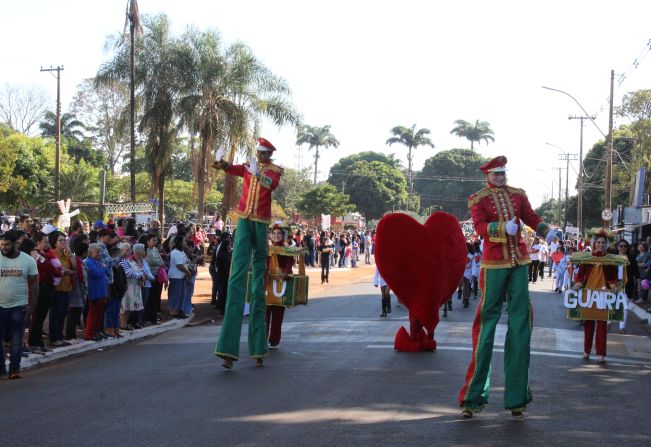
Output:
[321, 214, 331, 230]
[564, 288, 627, 322]
[565, 226, 579, 235]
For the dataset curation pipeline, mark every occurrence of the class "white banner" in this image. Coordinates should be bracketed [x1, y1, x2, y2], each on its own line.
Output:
[321, 214, 331, 230]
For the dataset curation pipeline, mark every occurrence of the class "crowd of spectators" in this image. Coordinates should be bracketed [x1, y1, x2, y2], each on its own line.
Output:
[1, 214, 208, 378]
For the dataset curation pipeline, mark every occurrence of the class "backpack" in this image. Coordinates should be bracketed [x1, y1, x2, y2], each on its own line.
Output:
[110, 264, 128, 299]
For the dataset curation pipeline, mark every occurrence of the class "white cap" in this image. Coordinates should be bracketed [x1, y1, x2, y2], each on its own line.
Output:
[41, 223, 58, 234]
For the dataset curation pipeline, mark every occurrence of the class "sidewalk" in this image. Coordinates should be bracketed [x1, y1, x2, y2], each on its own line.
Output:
[629, 299, 651, 326]
[9, 315, 194, 372]
[8, 259, 377, 372]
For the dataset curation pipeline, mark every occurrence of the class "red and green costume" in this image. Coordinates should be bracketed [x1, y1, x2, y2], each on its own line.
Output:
[214, 159, 283, 362]
[458, 183, 551, 413]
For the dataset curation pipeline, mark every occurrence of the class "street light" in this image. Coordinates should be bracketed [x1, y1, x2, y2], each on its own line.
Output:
[542, 86, 606, 235]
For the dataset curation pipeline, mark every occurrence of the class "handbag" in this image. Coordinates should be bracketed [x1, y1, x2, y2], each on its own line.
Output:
[156, 266, 169, 283]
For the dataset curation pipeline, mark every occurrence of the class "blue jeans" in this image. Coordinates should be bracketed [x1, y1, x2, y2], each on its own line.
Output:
[0, 305, 27, 373]
[105, 298, 121, 329]
[139, 287, 150, 325]
[49, 291, 70, 343]
[183, 275, 196, 315]
[168, 278, 185, 312]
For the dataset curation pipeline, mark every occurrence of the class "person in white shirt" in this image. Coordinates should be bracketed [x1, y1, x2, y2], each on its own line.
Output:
[528, 237, 541, 283]
[538, 242, 548, 280]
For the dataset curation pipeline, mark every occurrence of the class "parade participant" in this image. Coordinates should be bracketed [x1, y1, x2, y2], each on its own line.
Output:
[212, 137, 283, 369]
[459, 155, 556, 418]
[266, 222, 294, 348]
[374, 268, 391, 317]
[571, 229, 627, 363]
[551, 246, 567, 293]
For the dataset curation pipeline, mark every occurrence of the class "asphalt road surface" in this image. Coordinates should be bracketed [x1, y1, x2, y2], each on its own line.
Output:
[2, 276, 650, 447]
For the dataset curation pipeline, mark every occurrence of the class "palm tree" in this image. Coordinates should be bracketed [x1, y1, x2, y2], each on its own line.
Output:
[98, 14, 184, 224]
[450, 119, 495, 151]
[39, 111, 85, 141]
[296, 125, 339, 185]
[385, 124, 434, 198]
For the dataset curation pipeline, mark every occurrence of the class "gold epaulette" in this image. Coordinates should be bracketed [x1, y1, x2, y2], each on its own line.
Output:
[467, 187, 491, 208]
[262, 163, 284, 174]
[506, 186, 527, 197]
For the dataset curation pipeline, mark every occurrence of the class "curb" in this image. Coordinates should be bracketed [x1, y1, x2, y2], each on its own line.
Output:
[629, 301, 651, 325]
[9, 316, 193, 372]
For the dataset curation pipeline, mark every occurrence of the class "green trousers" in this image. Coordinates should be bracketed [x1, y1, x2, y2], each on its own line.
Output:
[458, 264, 533, 411]
[215, 219, 268, 361]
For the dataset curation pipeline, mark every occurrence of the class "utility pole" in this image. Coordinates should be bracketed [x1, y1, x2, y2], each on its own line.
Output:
[558, 153, 578, 231]
[604, 69, 615, 227]
[553, 167, 563, 227]
[569, 114, 595, 237]
[40, 65, 64, 201]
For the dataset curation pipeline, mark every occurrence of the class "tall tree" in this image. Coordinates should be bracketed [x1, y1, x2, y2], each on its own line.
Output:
[413, 148, 488, 219]
[296, 125, 339, 185]
[210, 41, 301, 219]
[297, 184, 353, 218]
[126, 0, 144, 203]
[450, 119, 495, 151]
[336, 160, 409, 220]
[39, 111, 85, 141]
[98, 14, 183, 224]
[0, 84, 49, 135]
[385, 124, 434, 204]
[70, 78, 130, 175]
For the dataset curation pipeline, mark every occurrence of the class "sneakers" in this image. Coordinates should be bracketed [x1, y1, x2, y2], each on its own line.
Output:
[597, 355, 606, 364]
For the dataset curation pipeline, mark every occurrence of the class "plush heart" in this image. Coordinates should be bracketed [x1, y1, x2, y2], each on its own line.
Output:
[375, 212, 467, 329]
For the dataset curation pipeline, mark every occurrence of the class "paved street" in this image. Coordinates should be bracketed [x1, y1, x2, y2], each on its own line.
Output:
[2, 275, 650, 446]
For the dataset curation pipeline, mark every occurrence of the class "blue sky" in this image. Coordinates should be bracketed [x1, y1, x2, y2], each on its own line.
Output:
[3, 0, 651, 208]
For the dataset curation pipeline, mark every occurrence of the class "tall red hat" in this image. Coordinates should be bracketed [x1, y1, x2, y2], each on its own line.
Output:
[257, 137, 277, 152]
[479, 155, 507, 174]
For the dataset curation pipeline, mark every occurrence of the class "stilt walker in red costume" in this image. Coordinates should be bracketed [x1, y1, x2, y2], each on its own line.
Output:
[458, 156, 556, 418]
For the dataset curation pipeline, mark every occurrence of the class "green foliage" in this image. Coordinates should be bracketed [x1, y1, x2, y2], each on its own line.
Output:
[414, 148, 489, 220]
[331, 160, 408, 220]
[272, 167, 312, 214]
[534, 198, 561, 226]
[298, 184, 353, 218]
[450, 119, 495, 151]
[328, 151, 402, 189]
[386, 124, 434, 194]
[296, 124, 339, 185]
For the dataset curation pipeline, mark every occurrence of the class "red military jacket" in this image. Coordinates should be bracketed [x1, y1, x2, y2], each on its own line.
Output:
[225, 161, 283, 224]
[468, 184, 550, 269]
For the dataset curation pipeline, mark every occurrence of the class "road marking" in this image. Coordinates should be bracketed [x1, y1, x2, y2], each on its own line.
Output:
[365, 344, 651, 366]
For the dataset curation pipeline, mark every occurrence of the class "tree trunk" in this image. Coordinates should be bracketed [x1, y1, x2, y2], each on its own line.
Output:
[157, 172, 165, 227]
[407, 147, 413, 211]
[313, 145, 320, 185]
[470, 140, 475, 151]
[196, 135, 210, 222]
[220, 141, 239, 221]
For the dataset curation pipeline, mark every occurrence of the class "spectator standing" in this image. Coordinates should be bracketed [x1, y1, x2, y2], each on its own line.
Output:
[0, 230, 38, 379]
[635, 242, 650, 303]
[49, 231, 76, 347]
[28, 232, 61, 353]
[318, 234, 333, 284]
[144, 234, 164, 325]
[528, 237, 541, 283]
[64, 242, 88, 341]
[167, 235, 191, 318]
[84, 244, 109, 341]
[118, 243, 144, 330]
[214, 234, 233, 314]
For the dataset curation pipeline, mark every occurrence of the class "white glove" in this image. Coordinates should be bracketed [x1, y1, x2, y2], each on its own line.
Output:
[215, 146, 226, 162]
[545, 229, 557, 244]
[246, 156, 258, 176]
[505, 217, 519, 236]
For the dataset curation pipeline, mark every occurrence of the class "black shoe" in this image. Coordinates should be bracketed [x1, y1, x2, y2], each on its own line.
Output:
[511, 410, 525, 418]
[380, 312, 387, 317]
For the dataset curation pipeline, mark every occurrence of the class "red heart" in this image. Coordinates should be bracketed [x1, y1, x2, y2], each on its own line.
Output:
[375, 212, 467, 329]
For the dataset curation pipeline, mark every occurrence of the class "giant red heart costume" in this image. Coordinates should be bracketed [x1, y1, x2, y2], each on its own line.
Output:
[375, 212, 467, 351]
